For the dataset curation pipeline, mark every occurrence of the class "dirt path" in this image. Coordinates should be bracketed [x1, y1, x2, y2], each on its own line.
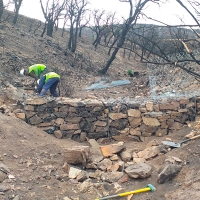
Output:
[0, 113, 86, 200]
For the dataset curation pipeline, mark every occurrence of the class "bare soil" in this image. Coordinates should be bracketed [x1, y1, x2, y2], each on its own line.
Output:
[1, 113, 200, 200]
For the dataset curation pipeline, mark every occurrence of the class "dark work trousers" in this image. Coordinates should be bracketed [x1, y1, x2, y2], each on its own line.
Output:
[39, 78, 60, 97]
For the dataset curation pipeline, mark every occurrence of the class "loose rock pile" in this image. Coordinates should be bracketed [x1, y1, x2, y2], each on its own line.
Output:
[60, 138, 183, 195]
[0, 136, 184, 200]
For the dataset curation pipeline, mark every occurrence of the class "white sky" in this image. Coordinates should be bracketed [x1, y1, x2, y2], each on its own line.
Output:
[4, 0, 197, 26]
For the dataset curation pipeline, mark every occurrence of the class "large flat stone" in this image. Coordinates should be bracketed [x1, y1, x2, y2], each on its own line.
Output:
[65, 117, 82, 123]
[94, 121, 107, 127]
[142, 117, 160, 126]
[62, 98, 84, 107]
[29, 115, 43, 125]
[60, 123, 79, 130]
[128, 117, 142, 128]
[25, 98, 48, 105]
[160, 103, 179, 111]
[109, 113, 127, 120]
[100, 142, 125, 157]
[138, 146, 160, 160]
[83, 99, 103, 107]
[127, 109, 141, 117]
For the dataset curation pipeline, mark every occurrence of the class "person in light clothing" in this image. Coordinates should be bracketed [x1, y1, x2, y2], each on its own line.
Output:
[20, 64, 47, 82]
[37, 72, 60, 97]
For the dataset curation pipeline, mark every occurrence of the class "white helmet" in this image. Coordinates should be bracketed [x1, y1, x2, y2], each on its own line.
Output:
[37, 79, 40, 85]
[20, 69, 25, 75]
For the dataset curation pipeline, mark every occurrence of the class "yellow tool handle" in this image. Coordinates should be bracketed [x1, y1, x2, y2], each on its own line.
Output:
[95, 184, 155, 200]
[119, 188, 151, 196]
[191, 134, 200, 140]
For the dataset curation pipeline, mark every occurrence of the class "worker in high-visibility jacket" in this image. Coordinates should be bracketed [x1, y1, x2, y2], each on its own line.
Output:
[37, 72, 60, 97]
[20, 64, 47, 82]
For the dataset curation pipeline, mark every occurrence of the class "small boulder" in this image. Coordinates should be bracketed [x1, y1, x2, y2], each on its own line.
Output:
[68, 166, 82, 179]
[125, 162, 152, 179]
[119, 149, 132, 162]
[157, 164, 182, 184]
[63, 146, 90, 164]
[76, 171, 89, 182]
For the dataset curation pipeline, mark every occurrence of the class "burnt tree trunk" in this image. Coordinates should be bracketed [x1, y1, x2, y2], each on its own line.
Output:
[13, 7, 19, 24]
[99, 0, 151, 74]
[13, 0, 23, 25]
[99, 23, 130, 74]
[41, 22, 47, 37]
[0, 0, 3, 23]
[46, 20, 54, 37]
[79, 26, 83, 37]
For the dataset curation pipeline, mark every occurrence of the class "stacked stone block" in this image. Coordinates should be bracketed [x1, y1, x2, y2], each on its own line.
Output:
[23, 97, 197, 140]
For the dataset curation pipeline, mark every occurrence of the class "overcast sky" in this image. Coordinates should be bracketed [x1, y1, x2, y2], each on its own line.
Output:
[4, 0, 196, 26]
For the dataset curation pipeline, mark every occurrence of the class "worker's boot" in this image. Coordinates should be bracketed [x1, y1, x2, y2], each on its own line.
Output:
[38, 89, 47, 97]
[51, 90, 59, 97]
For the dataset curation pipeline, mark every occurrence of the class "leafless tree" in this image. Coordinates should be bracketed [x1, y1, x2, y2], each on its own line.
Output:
[89, 10, 115, 49]
[61, 12, 68, 37]
[99, 0, 160, 74]
[12, 0, 23, 24]
[128, 25, 156, 60]
[40, 0, 66, 37]
[106, 20, 121, 55]
[101, 17, 121, 49]
[34, 21, 42, 34]
[133, 0, 200, 79]
[176, 0, 200, 26]
[78, 11, 90, 37]
[0, 0, 13, 23]
[0, 0, 3, 23]
[96, 0, 200, 78]
[66, 0, 89, 53]
[118, 21, 200, 79]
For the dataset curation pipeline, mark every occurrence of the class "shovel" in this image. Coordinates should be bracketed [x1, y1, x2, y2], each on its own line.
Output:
[162, 134, 200, 148]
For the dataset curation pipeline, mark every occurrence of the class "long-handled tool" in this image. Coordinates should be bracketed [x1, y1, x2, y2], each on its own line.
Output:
[95, 184, 156, 200]
[162, 134, 200, 148]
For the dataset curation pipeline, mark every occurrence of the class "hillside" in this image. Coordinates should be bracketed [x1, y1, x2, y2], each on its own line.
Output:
[0, 10, 200, 200]
[0, 10, 150, 100]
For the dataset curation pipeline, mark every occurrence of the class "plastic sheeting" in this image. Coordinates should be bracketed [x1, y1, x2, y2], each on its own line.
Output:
[85, 79, 131, 90]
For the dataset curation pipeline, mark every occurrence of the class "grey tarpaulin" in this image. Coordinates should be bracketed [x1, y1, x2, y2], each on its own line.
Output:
[85, 80, 131, 90]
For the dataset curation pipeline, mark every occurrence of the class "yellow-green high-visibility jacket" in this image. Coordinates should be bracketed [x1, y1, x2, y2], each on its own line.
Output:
[28, 64, 46, 78]
[45, 72, 60, 83]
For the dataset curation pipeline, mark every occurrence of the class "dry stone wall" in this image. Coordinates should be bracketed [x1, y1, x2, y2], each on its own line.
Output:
[22, 97, 198, 140]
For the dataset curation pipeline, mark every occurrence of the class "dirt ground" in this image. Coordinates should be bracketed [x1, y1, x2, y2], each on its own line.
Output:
[0, 111, 200, 200]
